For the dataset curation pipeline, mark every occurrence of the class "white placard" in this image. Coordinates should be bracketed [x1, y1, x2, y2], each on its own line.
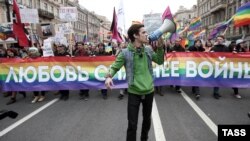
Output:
[143, 13, 162, 34]
[43, 38, 54, 57]
[20, 9, 39, 23]
[52, 34, 68, 47]
[59, 7, 78, 22]
[55, 23, 74, 34]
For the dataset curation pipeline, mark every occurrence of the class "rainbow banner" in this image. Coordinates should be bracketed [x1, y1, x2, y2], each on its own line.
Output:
[1, 53, 250, 92]
[234, 2, 250, 27]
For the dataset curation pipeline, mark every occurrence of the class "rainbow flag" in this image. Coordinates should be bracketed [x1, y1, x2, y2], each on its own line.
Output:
[187, 31, 194, 40]
[234, 2, 250, 27]
[1, 53, 250, 92]
[180, 38, 194, 48]
[175, 21, 181, 33]
[192, 29, 206, 40]
[180, 38, 189, 48]
[189, 17, 202, 30]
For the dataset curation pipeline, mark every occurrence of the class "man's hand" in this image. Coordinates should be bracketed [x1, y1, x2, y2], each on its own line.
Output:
[105, 77, 114, 89]
[151, 38, 164, 49]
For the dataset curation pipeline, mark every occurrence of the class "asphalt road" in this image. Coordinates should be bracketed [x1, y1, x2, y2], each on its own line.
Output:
[0, 87, 250, 141]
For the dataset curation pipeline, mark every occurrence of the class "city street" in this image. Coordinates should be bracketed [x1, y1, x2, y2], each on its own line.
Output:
[1, 87, 249, 141]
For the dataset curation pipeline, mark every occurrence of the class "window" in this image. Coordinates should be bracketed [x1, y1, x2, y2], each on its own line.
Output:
[51, 6, 54, 13]
[57, 8, 59, 16]
[44, 3, 48, 11]
[228, 8, 232, 18]
[17, 0, 23, 4]
[61, 0, 64, 4]
[29, 0, 32, 8]
[37, 0, 40, 9]
[246, 25, 250, 34]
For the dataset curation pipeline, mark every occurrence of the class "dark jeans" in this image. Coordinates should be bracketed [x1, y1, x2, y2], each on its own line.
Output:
[34, 91, 45, 96]
[126, 92, 154, 141]
[192, 87, 200, 95]
[80, 90, 89, 97]
[101, 89, 107, 96]
[213, 87, 219, 95]
[232, 88, 238, 94]
[175, 86, 181, 90]
[60, 90, 69, 97]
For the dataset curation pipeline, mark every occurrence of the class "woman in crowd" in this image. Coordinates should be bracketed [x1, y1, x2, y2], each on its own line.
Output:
[204, 40, 213, 52]
[6, 48, 26, 105]
[188, 39, 205, 100]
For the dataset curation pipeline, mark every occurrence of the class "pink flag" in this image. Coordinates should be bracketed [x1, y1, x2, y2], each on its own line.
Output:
[110, 7, 123, 43]
[162, 6, 173, 21]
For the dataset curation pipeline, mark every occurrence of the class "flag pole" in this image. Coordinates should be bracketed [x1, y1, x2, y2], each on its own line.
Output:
[241, 26, 246, 39]
[222, 26, 229, 36]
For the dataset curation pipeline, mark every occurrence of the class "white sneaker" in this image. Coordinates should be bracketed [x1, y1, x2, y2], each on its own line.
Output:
[235, 94, 242, 99]
[38, 96, 45, 102]
[31, 96, 39, 103]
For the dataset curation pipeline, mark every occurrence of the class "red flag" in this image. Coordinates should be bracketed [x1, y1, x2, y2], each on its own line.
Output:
[13, 0, 29, 47]
[110, 7, 123, 43]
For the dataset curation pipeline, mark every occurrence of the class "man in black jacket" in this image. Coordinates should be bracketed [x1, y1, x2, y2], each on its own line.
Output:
[210, 35, 229, 99]
[188, 39, 205, 99]
[55, 45, 71, 100]
[170, 38, 185, 93]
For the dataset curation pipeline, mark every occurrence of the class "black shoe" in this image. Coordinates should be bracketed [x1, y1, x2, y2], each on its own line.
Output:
[84, 95, 89, 101]
[103, 95, 107, 100]
[6, 98, 16, 105]
[59, 95, 65, 100]
[19, 92, 26, 98]
[118, 94, 124, 100]
[176, 89, 181, 93]
[159, 92, 164, 96]
[195, 94, 200, 100]
[79, 95, 85, 100]
[248, 112, 250, 118]
[63, 96, 69, 101]
[213, 94, 220, 99]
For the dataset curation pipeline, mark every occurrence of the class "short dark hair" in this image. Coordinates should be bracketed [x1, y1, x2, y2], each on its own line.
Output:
[217, 35, 225, 40]
[127, 24, 144, 42]
[76, 42, 84, 46]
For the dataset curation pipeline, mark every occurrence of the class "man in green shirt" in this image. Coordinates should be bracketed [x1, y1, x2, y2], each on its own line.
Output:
[105, 24, 164, 141]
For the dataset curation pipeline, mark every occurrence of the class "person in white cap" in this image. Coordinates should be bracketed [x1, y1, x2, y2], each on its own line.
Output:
[230, 39, 247, 99]
[234, 39, 246, 52]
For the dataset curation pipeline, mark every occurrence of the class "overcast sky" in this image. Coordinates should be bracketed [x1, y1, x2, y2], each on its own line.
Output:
[79, 0, 197, 29]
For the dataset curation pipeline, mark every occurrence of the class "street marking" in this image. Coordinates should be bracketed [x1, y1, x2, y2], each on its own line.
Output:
[180, 90, 218, 136]
[0, 98, 59, 137]
[152, 98, 166, 141]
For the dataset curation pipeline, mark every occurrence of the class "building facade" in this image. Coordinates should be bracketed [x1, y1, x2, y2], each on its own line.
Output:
[197, 0, 250, 41]
[65, 0, 88, 42]
[97, 15, 112, 43]
[0, 0, 107, 43]
[174, 5, 198, 30]
[87, 11, 101, 43]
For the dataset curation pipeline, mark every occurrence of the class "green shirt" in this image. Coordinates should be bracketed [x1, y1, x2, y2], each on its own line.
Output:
[110, 43, 164, 95]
